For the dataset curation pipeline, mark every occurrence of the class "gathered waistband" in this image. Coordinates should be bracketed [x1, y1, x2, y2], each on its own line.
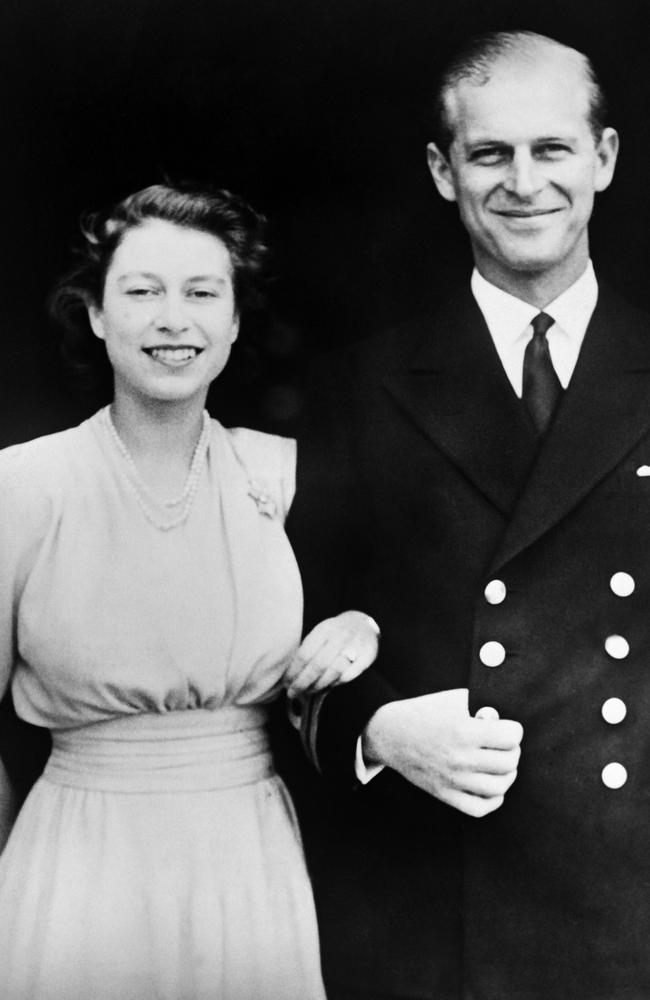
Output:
[43, 706, 274, 793]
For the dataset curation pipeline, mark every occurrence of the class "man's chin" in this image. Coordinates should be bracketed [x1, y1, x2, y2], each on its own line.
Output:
[495, 241, 569, 276]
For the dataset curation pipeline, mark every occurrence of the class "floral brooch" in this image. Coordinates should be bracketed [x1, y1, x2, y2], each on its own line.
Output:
[247, 480, 277, 518]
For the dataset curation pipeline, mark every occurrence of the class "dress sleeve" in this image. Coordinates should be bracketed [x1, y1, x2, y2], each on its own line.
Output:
[0, 444, 53, 701]
[280, 437, 297, 518]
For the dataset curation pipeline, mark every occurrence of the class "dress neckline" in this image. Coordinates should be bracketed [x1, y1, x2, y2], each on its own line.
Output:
[98, 405, 212, 531]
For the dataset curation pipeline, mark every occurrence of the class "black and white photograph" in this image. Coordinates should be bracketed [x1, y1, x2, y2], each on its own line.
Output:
[1, 1, 650, 997]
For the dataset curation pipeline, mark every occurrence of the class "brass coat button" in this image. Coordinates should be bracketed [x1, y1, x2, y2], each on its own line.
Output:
[601, 762, 627, 789]
[479, 641, 506, 667]
[601, 698, 627, 724]
[610, 572, 635, 597]
[604, 635, 630, 660]
[484, 580, 507, 605]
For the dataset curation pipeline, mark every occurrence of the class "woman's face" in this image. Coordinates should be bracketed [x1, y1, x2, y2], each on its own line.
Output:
[88, 219, 239, 406]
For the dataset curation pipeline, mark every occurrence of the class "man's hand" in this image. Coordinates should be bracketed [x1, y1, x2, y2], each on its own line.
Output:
[362, 688, 523, 818]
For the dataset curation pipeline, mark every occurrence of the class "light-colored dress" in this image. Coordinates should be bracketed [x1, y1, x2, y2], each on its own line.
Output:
[0, 408, 326, 1000]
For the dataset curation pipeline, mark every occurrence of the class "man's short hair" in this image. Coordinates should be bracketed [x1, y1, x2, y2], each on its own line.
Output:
[429, 30, 609, 158]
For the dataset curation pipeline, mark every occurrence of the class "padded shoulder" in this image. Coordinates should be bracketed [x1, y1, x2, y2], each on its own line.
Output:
[227, 427, 297, 522]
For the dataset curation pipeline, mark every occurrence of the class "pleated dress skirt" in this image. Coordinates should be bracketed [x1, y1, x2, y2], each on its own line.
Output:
[0, 707, 326, 1000]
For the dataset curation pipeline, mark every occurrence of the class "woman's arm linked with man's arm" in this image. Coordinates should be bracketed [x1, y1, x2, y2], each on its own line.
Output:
[286, 350, 522, 816]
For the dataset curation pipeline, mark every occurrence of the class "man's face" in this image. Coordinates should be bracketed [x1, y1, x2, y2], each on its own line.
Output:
[427, 50, 619, 291]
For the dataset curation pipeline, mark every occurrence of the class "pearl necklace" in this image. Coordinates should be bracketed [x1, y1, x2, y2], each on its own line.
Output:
[100, 406, 212, 531]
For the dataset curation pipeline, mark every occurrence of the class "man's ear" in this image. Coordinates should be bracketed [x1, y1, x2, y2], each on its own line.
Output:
[427, 143, 458, 203]
[594, 127, 619, 194]
[87, 304, 106, 341]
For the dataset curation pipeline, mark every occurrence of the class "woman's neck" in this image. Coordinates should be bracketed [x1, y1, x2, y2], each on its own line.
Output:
[108, 393, 209, 498]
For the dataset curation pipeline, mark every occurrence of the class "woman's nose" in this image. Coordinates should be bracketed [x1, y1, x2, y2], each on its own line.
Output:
[153, 295, 190, 333]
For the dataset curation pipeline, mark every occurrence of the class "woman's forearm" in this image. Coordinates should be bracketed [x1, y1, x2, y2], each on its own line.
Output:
[0, 757, 17, 854]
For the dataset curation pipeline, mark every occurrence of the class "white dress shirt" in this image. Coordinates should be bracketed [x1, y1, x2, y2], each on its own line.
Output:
[471, 262, 598, 396]
[355, 262, 599, 783]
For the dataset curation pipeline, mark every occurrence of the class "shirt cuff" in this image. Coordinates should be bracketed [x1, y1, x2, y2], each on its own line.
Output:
[354, 735, 385, 784]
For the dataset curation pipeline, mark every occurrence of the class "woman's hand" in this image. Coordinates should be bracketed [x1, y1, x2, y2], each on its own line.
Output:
[284, 611, 380, 699]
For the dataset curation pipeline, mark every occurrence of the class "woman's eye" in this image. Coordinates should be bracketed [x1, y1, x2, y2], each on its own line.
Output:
[187, 288, 218, 302]
[126, 287, 158, 297]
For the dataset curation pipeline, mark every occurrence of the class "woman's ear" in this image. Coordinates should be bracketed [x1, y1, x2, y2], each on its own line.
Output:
[230, 314, 240, 344]
[87, 304, 106, 341]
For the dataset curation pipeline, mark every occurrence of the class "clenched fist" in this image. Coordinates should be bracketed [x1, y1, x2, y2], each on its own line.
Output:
[362, 688, 523, 818]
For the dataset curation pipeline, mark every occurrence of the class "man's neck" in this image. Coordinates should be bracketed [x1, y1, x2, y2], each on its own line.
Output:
[473, 255, 590, 310]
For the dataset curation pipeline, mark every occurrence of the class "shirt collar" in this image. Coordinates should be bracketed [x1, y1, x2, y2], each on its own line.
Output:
[471, 261, 598, 350]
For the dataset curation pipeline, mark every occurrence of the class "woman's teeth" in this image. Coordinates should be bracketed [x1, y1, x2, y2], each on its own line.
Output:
[147, 347, 201, 364]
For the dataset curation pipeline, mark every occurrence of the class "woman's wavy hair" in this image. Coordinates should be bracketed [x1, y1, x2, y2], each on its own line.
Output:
[49, 182, 269, 399]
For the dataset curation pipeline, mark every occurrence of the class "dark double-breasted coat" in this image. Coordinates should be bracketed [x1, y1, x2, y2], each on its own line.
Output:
[285, 283, 650, 1000]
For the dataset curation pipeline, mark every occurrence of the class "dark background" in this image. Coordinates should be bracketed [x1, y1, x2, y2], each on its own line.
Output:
[2, 0, 650, 446]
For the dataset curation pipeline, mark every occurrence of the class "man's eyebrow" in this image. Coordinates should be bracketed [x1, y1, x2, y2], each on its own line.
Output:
[532, 135, 578, 144]
[465, 134, 576, 147]
[463, 139, 511, 150]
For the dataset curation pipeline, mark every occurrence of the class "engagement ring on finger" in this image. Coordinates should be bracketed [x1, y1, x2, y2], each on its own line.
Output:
[343, 649, 357, 663]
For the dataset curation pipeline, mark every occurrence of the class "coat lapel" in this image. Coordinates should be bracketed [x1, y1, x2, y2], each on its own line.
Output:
[383, 291, 538, 518]
[489, 288, 650, 572]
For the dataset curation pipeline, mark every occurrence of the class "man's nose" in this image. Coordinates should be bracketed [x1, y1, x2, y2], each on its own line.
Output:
[503, 149, 543, 199]
[153, 295, 191, 333]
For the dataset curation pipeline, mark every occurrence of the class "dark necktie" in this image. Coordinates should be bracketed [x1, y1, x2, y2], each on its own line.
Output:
[522, 312, 562, 435]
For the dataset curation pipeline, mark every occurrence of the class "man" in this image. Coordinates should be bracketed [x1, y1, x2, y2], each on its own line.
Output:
[286, 30, 649, 1000]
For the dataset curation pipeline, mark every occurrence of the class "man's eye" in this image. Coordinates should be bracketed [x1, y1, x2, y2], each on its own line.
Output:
[536, 144, 571, 159]
[470, 148, 508, 165]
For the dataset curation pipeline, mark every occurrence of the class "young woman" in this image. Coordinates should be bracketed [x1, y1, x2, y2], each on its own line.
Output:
[0, 183, 379, 999]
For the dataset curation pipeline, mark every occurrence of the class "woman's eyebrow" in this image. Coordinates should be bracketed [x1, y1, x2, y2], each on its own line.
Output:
[116, 271, 160, 282]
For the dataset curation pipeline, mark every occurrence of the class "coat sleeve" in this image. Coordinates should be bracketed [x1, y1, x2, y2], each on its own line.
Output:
[286, 352, 399, 786]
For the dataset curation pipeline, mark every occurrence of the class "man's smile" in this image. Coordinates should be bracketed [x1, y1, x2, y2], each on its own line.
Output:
[492, 207, 565, 218]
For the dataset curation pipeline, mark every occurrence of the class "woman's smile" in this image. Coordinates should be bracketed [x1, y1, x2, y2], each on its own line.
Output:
[143, 345, 205, 367]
